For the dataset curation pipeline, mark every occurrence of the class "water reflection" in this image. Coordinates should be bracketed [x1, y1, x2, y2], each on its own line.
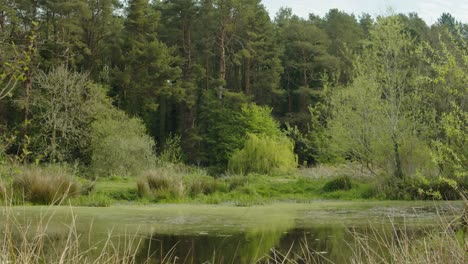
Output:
[135, 225, 424, 263]
[136, 229, 286, 263]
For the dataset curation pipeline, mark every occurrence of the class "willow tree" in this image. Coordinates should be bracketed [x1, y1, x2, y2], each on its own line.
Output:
[228, 133, 297, 175]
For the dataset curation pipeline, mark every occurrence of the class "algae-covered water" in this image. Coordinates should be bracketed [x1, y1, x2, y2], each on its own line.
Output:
[2, 201, 461, 263]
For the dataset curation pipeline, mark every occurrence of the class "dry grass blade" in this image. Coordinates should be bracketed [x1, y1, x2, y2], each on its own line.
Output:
[349, 199, 467, 264]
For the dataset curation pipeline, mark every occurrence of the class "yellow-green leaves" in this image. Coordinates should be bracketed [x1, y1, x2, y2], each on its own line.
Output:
[228, 133, 297, 175]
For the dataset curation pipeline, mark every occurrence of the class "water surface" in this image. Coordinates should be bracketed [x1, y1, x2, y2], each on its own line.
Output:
[3, 201, 461, 263]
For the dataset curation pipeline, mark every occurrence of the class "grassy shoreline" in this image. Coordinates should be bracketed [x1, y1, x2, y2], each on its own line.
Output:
[1, 163, 465, 208]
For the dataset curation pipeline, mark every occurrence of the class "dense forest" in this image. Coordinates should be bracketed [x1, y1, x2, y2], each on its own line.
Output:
[0, 0, 466, 196]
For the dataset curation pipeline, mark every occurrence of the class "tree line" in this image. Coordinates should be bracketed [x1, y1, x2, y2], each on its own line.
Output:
[0, 0, 466, 182]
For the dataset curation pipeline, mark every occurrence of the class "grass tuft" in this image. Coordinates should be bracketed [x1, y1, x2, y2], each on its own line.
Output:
[137, 168, 185, 201]
[11, 165, 81, 205]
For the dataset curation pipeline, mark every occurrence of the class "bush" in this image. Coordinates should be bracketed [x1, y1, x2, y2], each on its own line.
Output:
[285, 124, 316, 166]
[404, 177, 463, 200]
[322, 176, 353, 192]
[378, 175, 465, 200]
[228, 133, 298, 175]
[136, 168, 185, 201]
[32, 67, 97, 162]
[90, 108, 156, 177]
[11, 166, 81, 205]
[223, 175, 250, 191]
[159, 134, 183, 164]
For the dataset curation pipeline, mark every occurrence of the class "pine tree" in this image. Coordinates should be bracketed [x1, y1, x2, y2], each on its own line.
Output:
[111, 0, 181, 141]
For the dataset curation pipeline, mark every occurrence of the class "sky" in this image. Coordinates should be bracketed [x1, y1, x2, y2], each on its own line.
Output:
[263, 0, 468, 25]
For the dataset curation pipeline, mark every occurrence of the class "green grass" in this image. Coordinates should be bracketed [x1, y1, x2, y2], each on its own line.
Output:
[4, 163, 462, 208]
[1, 164, 425, 207]
[94, 177, 138, 202]
[88, 172, 377, 206]
[69, 193, 112, 207]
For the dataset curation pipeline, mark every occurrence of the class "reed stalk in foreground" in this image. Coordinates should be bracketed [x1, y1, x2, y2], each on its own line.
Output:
[348, 199, 467, 264]
[0, 195, 150, 264]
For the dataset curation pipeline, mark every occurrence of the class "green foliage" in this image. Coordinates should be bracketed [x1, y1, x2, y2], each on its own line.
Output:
[159, 134, 183, 164]
[285, 124, 316, 166]
[136, 165, 227, 201]
[90, 107, 156, 177]
[228, 133, 297, 175]
[0, 23, 37, 100]
[197, 91, 247, 166]
[199, 96, 284, 167]
[0, 130, 16, 164]
[320, 9, 364, 83]
[111, 0, 181, 141]
[32, 66, 98, 162]
[277, 13, 332, 112]
[224, 174, 251, 191]
[322, 176, 352, 192]
[11, 165, 81, 205]
[329, 16, 429, 179]
[106, 188, 139, 201]
[185, 174, 224, 197]
[377, 175, 466, 200]
[240, 104, 282, 137]
[419, 28, 468, 181]
[432, 107, 467, 178]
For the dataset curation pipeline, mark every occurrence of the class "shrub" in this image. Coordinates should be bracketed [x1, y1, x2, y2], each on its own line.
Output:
[285, 124, 316, 166]
[398, 177, 464, 200]
[136, 168, 185, 200]
[32, 67, 97, 162]
[159, 134, 183, 164]
[322, 176, 353, 192]
[12, 166, 80, 205]
[223, 175, 250, 191]
[228, 133, 298, 175]
[90, 108, 156, 177]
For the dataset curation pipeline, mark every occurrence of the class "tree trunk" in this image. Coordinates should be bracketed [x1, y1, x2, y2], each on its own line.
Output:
[159, 96, 167, 144]
[22, 46, 34, 162]
[219, 28, 226, 100]
[392, 134, 404, 179]
[302, 50, 308, 87]
[244, 57, 251, 95]
[287, 71, 292, 113]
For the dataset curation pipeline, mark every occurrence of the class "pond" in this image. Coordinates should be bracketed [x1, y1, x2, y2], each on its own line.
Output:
[2, 201, 462, 263]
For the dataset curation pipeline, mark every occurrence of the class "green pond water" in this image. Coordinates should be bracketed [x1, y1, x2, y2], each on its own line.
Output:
[1, 201, 462, 263]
